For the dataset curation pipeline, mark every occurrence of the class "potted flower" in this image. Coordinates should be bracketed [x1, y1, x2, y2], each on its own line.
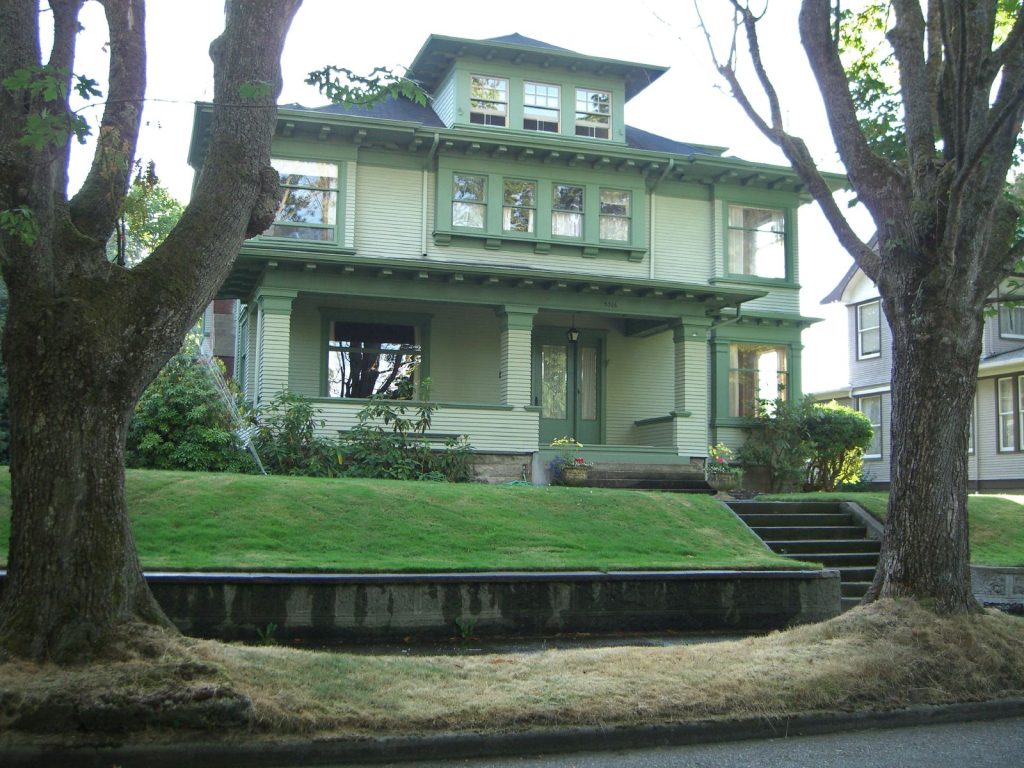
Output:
[705, 442, 743, 494]
[549, 436, 593, 486]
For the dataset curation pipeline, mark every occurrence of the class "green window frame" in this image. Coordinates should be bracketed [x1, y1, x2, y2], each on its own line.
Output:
[552, 183, 584, 239]
[503, 179, 537, 234]
[524, 81, 560, 133]
[326, 320, 423, 400]
[452, 173, 487, 230]
[728, 343, 788, 418]
[599, 189, 630, 242]
[727, 205, 786, 279]
[575, 88, 611, 139]
[470, 75, 508, 127]
[263, 158, 339, 242]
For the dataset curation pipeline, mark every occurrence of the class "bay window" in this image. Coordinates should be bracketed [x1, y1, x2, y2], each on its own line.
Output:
[729, 344, 788, 417]
[452, 174, 486, 229]
[552, 184, 584, 238]
[599, 189, 630, 241]
[503, 179, 536, 233]
[727, 205, 786, 279]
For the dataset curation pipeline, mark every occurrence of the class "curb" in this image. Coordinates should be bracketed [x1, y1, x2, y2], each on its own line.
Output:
[3, 698, 1024, 768]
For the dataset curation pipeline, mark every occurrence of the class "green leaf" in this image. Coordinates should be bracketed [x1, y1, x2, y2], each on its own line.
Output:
[0, 206, 39, 246]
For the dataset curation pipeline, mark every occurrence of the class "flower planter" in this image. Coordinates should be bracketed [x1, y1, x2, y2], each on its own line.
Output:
[707, 474, 740, 493]
[561, 467, 590, 486]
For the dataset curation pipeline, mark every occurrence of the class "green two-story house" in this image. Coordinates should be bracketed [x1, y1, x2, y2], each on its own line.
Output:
[188, 33, 828, 483]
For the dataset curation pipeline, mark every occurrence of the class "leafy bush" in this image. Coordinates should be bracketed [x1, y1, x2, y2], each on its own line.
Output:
[251, 391, 341, 477]
[804, 401, 873, 491]
[127, 352, 252, 472]
[738, 397, 873, 492]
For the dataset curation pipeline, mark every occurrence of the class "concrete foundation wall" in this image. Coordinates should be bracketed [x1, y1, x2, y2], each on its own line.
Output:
[138, 570, 840, 643]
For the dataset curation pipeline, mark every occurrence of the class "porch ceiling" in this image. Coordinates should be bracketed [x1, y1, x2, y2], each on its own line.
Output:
[220, 254, 768, 319]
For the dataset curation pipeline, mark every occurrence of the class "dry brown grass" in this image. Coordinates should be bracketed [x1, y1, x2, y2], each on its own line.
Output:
[2, 600, 1023, 746]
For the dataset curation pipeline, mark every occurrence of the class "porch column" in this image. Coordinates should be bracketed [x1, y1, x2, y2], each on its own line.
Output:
[496, 305, 537, 407]
[254, 288, 297, 406]
[673, 321, 711, 458]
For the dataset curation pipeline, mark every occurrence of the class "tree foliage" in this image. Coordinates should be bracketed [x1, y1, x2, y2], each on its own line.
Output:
[107, 163, 184, 267]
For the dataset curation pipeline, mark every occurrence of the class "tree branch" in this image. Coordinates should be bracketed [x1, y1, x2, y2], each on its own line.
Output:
[45, 0, 85, 204]
[888, 0, 937, 179]
[68, 0, 145, 246]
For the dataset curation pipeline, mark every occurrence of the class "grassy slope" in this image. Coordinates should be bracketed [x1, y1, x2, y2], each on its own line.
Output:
[0, 469, 801, 572]
[761, 491, 1024, 567]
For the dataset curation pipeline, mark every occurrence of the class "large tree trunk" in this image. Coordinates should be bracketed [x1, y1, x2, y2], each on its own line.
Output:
[866, 282, 981, 612]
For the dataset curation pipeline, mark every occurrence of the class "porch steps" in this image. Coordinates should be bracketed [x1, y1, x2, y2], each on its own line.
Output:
[578, 463, 714, 493]
[727, 501, 881, 612]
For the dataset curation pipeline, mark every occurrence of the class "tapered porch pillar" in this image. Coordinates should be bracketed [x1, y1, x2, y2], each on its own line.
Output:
[673, 321, 711, 458]
[496, 305, 538, 407]
[254, 288, 298, 406]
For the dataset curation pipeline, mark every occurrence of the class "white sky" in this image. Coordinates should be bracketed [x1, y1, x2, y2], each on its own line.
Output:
[60, 0, 877, 393]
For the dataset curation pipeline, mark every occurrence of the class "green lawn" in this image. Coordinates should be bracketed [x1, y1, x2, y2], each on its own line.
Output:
[0, 469, 802, 572]
[761, 491, 1024, 567]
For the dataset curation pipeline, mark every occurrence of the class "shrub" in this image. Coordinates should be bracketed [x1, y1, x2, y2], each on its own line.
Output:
[804, 401, 873, 491]
[251, 391, 341, 477]
[127, 352, 252, 472]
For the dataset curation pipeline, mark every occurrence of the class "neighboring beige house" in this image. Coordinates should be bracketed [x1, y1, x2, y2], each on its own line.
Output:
[822, 264, 1024, 490]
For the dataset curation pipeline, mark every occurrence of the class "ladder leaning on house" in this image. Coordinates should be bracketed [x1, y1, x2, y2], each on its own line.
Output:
[196, 337, 266, 475]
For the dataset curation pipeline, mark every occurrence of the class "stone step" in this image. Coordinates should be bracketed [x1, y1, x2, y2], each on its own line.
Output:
[842, 581, 873, 598]
[581, 477, 713, 492]
[841, 597, 864, 612]
[767, 539, 880, 554]
[836, 566, 879, 582]
[751, 526, 869, 541]
[738, 513, 856, 528]
[728, 501, 848, 515]
[779, 552, 880, 568]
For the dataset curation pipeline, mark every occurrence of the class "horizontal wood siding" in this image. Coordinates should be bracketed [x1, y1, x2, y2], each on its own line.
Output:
[974, 377, 1024, 482]
[355, 164, 423, 259]
[652, 194, 713, 284]
[258, 309, 291, 401]
[983, 315, 1024, 358]
[432, 69, 457, 127]
[677, 338, 709, 457]
[288, 300, 322, 398]
[635, 420, 674, 448]
[317, 401, 539, 453]
[343, 160, 357, 250]
[848, 303, 892, 390]
[429, 306, 500, 403]
[856, 390, 891, 484]
[740, 286, 801, 315]
[605, 330, 674, 445]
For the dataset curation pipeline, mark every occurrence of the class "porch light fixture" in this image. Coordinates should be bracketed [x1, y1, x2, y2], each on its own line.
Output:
[567, 315, 580, 343]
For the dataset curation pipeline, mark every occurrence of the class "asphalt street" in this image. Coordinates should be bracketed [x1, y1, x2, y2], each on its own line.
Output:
[344, 716, 1024, 768]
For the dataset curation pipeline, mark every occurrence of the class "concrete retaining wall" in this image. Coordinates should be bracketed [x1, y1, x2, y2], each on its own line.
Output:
[142, 570, 840, 642]
[972, 565, 1024, 607]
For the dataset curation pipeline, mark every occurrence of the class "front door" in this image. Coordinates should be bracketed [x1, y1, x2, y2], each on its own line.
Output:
[533, 328, 602, 445]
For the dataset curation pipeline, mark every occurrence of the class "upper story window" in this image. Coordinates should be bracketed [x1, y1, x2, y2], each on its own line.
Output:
[552, 184, 584, 238]
[857, 300, 882, 358]
[599, 189, 630, 242]
[327, 321, 421, 399]
[470, 76, 508, 126]
[727, 205, 785, 279]
[728, 343, 787, 418]
[524, 82, 560, 133]
[264, 159, 338, 241]
[503, 179, 536, 233]
[999, 304, 1024, 339]
[575, 88, 611, 139]
[452, 174, 487, 229]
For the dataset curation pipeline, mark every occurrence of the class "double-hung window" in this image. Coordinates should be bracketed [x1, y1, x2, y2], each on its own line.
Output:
[264, 159, 338, 241]
[470, 76, 508, 126]
[502, 179, 536, 233]
[997, 376, 1024, 451]
[857, 300, 882, 358]
[575, 88, 611, 139]
[727, 205, 786, 279]
[524, 82, 559, 132]
[552, 184, 584, 238]
[327, 321, 421, 399]
[728, 344, 787, 417]
[858, 394, 883, 458]
[599, 189, 630, 242]
[452, 174, 486, 229]
[999, 304, 1024, 338]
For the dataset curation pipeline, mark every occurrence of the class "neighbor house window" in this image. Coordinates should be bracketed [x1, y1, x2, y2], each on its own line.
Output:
[470, 75, 508, 126]
[728, 344, 787, 418]
[857, 300, 882, 358]
[452, 174, 486, 229]
[524, 82, 559, 132]
[727, 205, 786, 279]
[599, 189, 630, 242]
[998, 377, 1016, 451]
[575, 88, 610, 139]
[327, 321, 421, 399]
[552, 184, 584, 238]
[999, 304, 1024, 339]
[263, 159, 338, 241]
[858, 394, 883, 458]
[503, 179, 536, 233]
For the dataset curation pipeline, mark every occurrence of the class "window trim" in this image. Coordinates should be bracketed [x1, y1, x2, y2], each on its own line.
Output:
[857, 393, 883, 459]
[997, 376, 1017, 452]
[451, 172, 488, 231]
[998, 303, 1024, 340]
[856, 299, 882, 360]
[598, 188, 631, 244]
[551, 182, 585, 241]
[502, 178, 537, 234]
[727, 343, 789, 419]
[523, 81, 560, 133]
[724, 203, 791, 282]
[574, 87, 612, 140]
[260, 157, 341, 245]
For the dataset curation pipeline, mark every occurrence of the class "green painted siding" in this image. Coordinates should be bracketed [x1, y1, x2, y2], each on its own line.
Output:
[604, 329, 674, 445]
[355, 163, 424, 259]
[429, 307, 500, 402]
[257, 305, 292, 403]
[433, 68, 457, 127]
[634, 419, 674, 448]
[287, 300, 322, 397]
[677, 335, 710, 457]
[651, 193, 713, 284]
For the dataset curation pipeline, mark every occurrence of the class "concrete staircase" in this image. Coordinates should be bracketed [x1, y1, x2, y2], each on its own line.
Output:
[727, 501, 881, 611]
[580, 462, 714, 493]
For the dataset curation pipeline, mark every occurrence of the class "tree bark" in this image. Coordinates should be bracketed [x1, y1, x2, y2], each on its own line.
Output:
[0, 0, 302, 661]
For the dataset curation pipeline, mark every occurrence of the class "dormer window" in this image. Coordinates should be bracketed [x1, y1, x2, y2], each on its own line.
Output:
[575, 88, 611, 139]
[470, 75, 508, 126]
[524, 82, 560, 132]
